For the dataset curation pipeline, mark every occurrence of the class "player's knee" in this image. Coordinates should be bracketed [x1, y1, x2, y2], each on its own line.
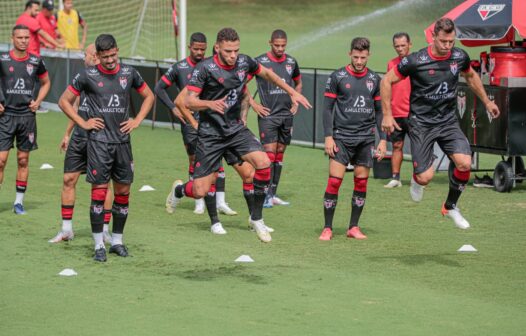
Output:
[192, 184, 208, 199]
[254, 156, 271, 170]
[63, 175, 77, 189]
[392, 141, 404, 151]
[414, 173, 431, 185]
[325, 176, 343, 194]
[17, 157, 29, 168]
[455, 161, 471, 172]
[0, 158, 6, 170]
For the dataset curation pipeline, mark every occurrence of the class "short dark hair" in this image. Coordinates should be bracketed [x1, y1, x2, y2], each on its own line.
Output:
[350, 37, 370, 52]
[95, 34, 118, 52]
[216, 28, 239, 43]
[12, 24, 29, 35]
[392, 32, 410, 44]
[434, 18, 455, 35]
[190, 32, 207, 44]
[25, 0, 39, 9]
[271, 29, 287, 41]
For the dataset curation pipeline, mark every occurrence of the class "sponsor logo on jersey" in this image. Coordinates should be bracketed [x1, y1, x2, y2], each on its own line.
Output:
[28, 132, 34, 144]
[179, 61, 189, 68]
[88, 67, 99, 74]
[453, 50, 461, 58]
[29, 56, 38, 63]
[477, 4, 505, 21]
[26, 64, 34, 75]
[285, 64, 293, 75]
[121, 66, 131, 75]
[457, 91, 466, 119]
[366, 80, 374, 92]
[208, 63, 218, 70]
[1, 54, 10, 60]
[450, 62, 458, 75]
[418, 54, 429, 63]
[236, 70, 246, 81]
[259, 56, 269, 63]
[337, 70, 347, 78]
[287, 57, 294, 63]
[119, 76, 127, 89]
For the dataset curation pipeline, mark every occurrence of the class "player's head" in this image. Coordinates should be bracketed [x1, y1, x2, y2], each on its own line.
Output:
[11, 25, 30, 52]
[392, 32, 411, 58]
[41, 0, 54, 17]
[188, 32, 207, 63]
[84, 43, 99, 67]
[95, 34, 119, 70]
[63, 0, 74, 11]
[432, 18, 456, 56]
[215, 28, 240, 67]
[25, 0, 40, 17]
[348, 37, 370, 73]
[269, 29, 287, 58]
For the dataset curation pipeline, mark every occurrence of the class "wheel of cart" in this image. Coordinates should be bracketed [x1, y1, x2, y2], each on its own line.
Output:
[493, 156, 525, 192]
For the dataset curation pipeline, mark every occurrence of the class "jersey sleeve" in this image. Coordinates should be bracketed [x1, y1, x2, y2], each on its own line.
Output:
[396, 54, 416, 79]
[373, 74, 381, 101]
[247, 56, 262, 76]
[132, 68, 147, 92]
[36, 58, 48, 78]
[460, 49, 471, 72]
[28, 18, 41, 33]
[68, 71, 85, 96]
[161, 64, 178, 87]
[323, 72, 338, 99]
[292, 59, 301, 81]
[187, 63, 207, 94]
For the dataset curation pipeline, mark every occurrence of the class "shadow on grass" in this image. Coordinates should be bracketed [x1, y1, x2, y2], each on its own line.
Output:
[0, 200, 46, 213]
[175, 265, 268, 285]
[368, 253, 462, 267]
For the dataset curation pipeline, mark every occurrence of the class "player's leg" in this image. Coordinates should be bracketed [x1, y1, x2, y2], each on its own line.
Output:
[262, 142, 277, 208]
[385, 117, 407, 188]
[0, 150, 10, 190]
[216, 162, 237, 215]
[13, 115, 38, 214]
[103, 185, 113, 243]
[109, 181, 131, 256]
[0, 114, 15, 190]
[259, 117, 279, 208]
[49, 171, 81, 243]
[347, 165, 370, 240]
[186, 123, 206, 215]
[14, 150, 30, 214]
[408, 122, 437, 202]
[319, 158, 346, 241]
[232, 161, 255, 215]
[271, 116, 293, 205]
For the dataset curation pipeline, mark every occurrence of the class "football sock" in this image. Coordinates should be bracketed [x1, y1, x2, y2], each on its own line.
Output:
[445, 168, 470, 210]
[349, 177, 368, 228]
[272, 152, 284, 196]
[392, 172, 400, 180]
[324, 176, 342, 229]
[103, 209, 112, 225]
[204, 184, 219, 225]
[92, 232, 104, 250]
[15, 180, 27, 204]
[90, 187, 107, 236]
[216, 166, 225, 192]
[175, 181, 194, 199]
[111, 233, 123, 246]
[61, 204, 74, 232]
[243, 183, 254, 217]
[252, 167, 271, 221]
[266, 152, 276, 197]
[112, 194, 129, 234]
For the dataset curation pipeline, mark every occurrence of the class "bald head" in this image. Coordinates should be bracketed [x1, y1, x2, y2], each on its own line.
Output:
[84, 43, 99, 67]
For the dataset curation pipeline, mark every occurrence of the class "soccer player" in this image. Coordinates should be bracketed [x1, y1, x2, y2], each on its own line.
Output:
[59, 34, 154, 261]
[36, 0, 60, 50]
[0, 25, 50, 215]
[56, 0, 87, 50]
[381, 18, 500, 229]
[384, 32, 412, 189]
[249, 29, 302, 208]
[167, 28, 311, 242]
[49, 44, 113, 243]
[319, 37, 386, 241]
[155, 32, 236, 216]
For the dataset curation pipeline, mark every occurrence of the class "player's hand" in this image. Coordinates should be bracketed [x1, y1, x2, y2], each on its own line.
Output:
[190, 120, 198, 130]
[60, 135, 70, 152]
[376, 140, 387, 161]
[381, 115, 401, 134]
[208, 96, 228, 114]
[324, 136, 339, 158]
[291, 92, 312, 110]
[82, 117, 105, 130]
[486, 100, 500, 119]
[290, 104, 299, 115]
[0, 103, 4, 113]
[171, 107, 186, 124]
[251, 101, 270, 117]
[79, 42, 84, 50]
[29, 100, 39, 113]
[120, 119, 140, 134]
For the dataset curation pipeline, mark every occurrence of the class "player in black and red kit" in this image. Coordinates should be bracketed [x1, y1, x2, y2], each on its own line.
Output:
[0, 25, 50, 215]
[59, 34, 154, 262]
[381, 18, 500, 229]
[155, 32, 236, 216]
[249, 29, 302, 208]
[320, 37, 387, 241]
[169, 28, 311, 243]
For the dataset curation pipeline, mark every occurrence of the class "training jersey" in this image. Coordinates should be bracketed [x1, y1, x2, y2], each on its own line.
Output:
[161, 56, 197, 91]
[324, 66, 381, 139]
[68, 63, 147, 143]
[0, 51, 47, 116]
[36, 12, 57, 49]
[56, 9, 84, 49]
[187, 54, 261, 137]
[395, 46, 470, 125]
[15, 13, 41, 56]
[252, 52, 301, 118]
[71, 93, 90, 139]
[387, 56, 410, 118]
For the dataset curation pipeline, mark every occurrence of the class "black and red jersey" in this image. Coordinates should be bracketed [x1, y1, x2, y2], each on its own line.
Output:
[396, 46, 471, 125]
[68, 63, 147, 143]
[160, 56, 197, 91]
[0, 50, 47, 116]
[323, 66, 382, 139]
[187, 54, 261, 137]
[252, 52, 300, 118]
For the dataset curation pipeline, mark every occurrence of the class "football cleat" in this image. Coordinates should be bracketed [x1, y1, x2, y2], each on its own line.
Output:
[410, 176, 424, 202]
[103, 231, 112, 244]
[248, 216, 274, 233]
[384, 179, 402, 188]
[210, 222, 227, 235]
[319, 228, 333, 241]
[473, 174, 494, 188]
[263, 195, 273, 208]
[109, 244, 129, 257]
[193, 198, 205, 215]
[441, 204, 470, 230]
[93, 247, 107, 262]
[13, 203, 26, 215]
[217, 203, 238, 216]
[48, 230, 75, 243]
[272, 196, 290, 206]
[165, 179, 183, 214]
[347, 226, 367, 239]
[250, 218, 272, 243]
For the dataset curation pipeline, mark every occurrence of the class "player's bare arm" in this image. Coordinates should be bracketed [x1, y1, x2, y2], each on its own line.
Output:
[38, 29, 64, 49]
[175, 88, 198, 129]
[29, 74, 51, 112]
[120, 85, 155, 134]
[59, 89, 104, 131]
[80, 21, 88, 50]
[380, 69, 402, 133]
[461, 68, 500, 118]
[245, 86, 270, 117]
[240, 89, 250, 126]
[257, 66, 312, 110]
[186, 89, 228, 114]
[290, 78, 303, 115]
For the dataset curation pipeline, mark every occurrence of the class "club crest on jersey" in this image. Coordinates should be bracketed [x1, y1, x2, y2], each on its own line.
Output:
[285, 64, 293, 75]
[26, 64, 34, 75]
[9, 66, 14, 72]
[457, 91, 466, 119]
[450, 62, 458, 75]
[366, 80, 374, 92]
[236, 70, 246, 81]
[218, 77, 224, 84]
[477, 4, 505, 21]
[119, 77, 127, 89]
[28, 132, 34, 144]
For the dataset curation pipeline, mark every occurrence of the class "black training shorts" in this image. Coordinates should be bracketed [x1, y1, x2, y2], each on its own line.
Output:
[64, 136, 88, 173]
[388, 117, 409, 143]
[0, 114, 38, 152]
[332, 137, 375, 168]
[86, 140, 134, 185]
[258, 116, 293, 145]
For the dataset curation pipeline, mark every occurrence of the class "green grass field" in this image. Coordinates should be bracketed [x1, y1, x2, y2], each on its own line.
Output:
[1, 112, 525, 335]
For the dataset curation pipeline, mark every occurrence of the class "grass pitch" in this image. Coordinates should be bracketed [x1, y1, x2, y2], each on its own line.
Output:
[1, 112, 525, 335]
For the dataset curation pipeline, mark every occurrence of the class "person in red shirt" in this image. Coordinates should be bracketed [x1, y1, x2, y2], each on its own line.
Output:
[384, 32, 412, 189]
[36, 0, 60, 49]
[15, 0, 63, 56]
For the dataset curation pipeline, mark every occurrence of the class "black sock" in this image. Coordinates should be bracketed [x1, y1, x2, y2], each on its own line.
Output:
[349, 190, 366, 228]
[243, 183, 254, 217]
[205, 184, 219, 225]
[323, 193, 338, 229]
[252, 168, 271, 221]
[445, 168, 470, 210]
[112, 194, 129, 234]
[216, 168, 226, 192]
[272, 161, 283, 195]
[392, 173, 400, 180]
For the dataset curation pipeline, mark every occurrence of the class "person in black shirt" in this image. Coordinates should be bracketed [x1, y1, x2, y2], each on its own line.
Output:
[59, 34, 154, 262]
[320, 37, 386, 241]
[0, 25, 50, 215]
[169, 28, 311, 243]
[249, 29, 302, 208]
[381, 18, 500, 230]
